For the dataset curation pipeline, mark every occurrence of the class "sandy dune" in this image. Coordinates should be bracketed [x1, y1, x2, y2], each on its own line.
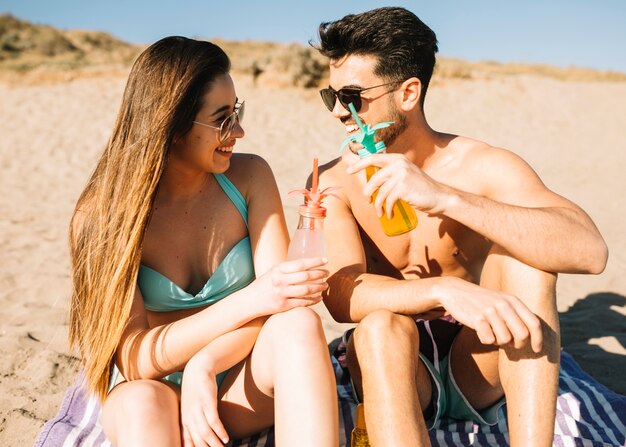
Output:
[0, 72, 624, 446]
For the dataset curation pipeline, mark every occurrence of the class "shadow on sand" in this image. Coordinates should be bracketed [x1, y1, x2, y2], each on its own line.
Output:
[559, 291, 626, 395]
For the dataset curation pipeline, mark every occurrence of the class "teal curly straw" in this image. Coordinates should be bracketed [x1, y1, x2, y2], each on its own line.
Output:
[339, 103, 394, 158]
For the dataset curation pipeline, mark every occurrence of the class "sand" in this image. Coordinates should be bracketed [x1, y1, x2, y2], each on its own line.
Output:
[0, 72, 624, 446]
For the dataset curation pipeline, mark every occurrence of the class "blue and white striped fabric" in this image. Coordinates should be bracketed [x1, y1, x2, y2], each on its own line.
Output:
[35, 351, 626, 447]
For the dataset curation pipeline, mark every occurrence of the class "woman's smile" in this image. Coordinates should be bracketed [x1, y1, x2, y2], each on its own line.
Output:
[215, 143, 234, 158]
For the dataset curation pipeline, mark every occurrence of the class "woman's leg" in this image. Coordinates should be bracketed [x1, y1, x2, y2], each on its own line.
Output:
[101, 379, 181, 447]
[218, 307, 339, 446]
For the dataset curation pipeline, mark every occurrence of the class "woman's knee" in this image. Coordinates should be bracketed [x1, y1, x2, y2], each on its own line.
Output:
[263, 307, 324, 342]
[102, 379, 180, 445]
[251, 308, 328, 394]
[103, 379, 178, 421]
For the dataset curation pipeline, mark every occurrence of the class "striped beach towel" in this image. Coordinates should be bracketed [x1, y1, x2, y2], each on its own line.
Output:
[35, 351, 626, 447]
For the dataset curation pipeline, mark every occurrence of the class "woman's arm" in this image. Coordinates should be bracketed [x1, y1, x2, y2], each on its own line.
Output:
[180, 317, 267, 447]
[115, 256, 327, 380]
[185, 317, 266, 379]
[115, 155, 327, 380]
[241, 154, 290, 275]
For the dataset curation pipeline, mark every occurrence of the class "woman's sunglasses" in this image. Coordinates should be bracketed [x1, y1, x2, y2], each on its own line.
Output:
[319, 81, 401, 112]
[193, 100, 245, 143]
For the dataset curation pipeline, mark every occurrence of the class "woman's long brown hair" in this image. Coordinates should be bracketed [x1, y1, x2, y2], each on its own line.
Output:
[69, 36, 230, 400]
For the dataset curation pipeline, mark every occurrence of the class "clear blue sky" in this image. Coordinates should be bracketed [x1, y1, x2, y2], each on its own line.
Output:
[1, 0, 625, 72]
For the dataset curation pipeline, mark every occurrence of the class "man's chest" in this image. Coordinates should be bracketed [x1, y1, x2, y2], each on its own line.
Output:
[354, 204, 490, 281]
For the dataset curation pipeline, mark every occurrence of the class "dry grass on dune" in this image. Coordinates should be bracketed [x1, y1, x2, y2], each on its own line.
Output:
[435, 57, 626, 83]
[0, 14, 140, 85]
[0, 15, 138, 69]
[1, 14, 625, 87]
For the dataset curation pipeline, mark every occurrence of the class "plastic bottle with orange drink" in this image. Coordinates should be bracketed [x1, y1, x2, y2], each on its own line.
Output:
[341, 103, 417, 236]
[351, 403, 370, 446]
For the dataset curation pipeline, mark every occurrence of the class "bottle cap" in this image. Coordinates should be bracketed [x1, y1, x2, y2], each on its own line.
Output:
[339, 102, 394, 158]
[299, 204, 326, 218]
[288, 157, 340, 217]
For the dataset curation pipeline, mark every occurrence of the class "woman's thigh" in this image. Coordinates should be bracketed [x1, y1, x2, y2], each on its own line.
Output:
[217, 307, 327, 439]
[216, 357, 275, 440]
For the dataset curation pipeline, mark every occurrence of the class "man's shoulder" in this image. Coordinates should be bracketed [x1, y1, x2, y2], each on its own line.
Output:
[316, 155, 357, 206]
[319, 155, 345, 175]
[449, 136, 522, 171]
[448, 136, 541, 198]
[318, 155, 355, 186]
[449, 135, 495, 157]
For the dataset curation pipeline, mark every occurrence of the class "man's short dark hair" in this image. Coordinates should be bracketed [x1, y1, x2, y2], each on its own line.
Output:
[314, 7, 438, 103]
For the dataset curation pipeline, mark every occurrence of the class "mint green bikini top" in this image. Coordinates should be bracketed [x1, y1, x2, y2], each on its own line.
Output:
[138, 174, 255, 312]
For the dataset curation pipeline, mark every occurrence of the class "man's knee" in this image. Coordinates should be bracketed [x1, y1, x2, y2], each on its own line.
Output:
[353, 310, 418, 353]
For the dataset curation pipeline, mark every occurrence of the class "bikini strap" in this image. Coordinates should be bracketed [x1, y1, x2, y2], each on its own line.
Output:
[213, 174, 249, 227]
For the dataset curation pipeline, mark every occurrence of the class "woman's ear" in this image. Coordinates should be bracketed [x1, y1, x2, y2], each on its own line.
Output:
[398, 77, 422, 112]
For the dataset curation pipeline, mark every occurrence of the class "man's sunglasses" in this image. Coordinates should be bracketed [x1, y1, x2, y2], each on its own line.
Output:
[319, 81, 401, 112]
[193, 100, 245, 143]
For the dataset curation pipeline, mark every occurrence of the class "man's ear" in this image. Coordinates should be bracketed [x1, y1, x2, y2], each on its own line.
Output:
[398, 77, 422, 112]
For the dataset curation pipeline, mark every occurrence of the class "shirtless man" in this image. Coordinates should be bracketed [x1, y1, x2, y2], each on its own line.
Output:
[312, 7, 608, 446]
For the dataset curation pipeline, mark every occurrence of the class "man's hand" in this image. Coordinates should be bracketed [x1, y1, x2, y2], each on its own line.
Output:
[347, 153, 451, 216]
[435, 276, 543, 352]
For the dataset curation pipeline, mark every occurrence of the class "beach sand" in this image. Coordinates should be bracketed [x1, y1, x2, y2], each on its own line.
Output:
[0, 72, 624, 446]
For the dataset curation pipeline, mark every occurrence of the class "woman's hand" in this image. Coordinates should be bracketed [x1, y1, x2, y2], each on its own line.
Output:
[181, 357, 229, 447]
[251, 256, 329, 316]
[435, 276, 543, 353]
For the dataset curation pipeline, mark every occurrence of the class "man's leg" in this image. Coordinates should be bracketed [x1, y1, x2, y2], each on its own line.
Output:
[452, 245, 560, 447]
[347, 309, 432, 447]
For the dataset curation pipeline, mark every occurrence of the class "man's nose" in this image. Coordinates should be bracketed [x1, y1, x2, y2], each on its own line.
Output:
[331, 98, 350, 119]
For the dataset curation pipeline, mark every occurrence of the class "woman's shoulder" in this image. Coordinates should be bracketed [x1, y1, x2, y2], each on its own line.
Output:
[228, 152, 272, 172]
[223, 153, 277, 197]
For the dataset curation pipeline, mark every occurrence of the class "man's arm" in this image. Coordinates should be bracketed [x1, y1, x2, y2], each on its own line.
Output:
[320, 166, 543, 350]
[324, 188, 545, 350]
[348, 148, 608, 274]
[319, 168, 440, 323]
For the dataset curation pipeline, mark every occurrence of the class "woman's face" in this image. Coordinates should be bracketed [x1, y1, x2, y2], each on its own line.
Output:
[170, 73, 244, 174]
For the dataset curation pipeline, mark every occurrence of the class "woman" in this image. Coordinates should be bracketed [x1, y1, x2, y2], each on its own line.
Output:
[69, 36, 338, 446]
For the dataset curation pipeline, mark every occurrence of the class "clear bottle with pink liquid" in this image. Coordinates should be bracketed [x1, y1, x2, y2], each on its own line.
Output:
[287, 158, 337, 260]
[287, 203, 326, 260]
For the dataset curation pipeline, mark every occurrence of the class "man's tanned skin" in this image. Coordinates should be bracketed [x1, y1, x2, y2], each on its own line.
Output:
[313, 7, 607, 446]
